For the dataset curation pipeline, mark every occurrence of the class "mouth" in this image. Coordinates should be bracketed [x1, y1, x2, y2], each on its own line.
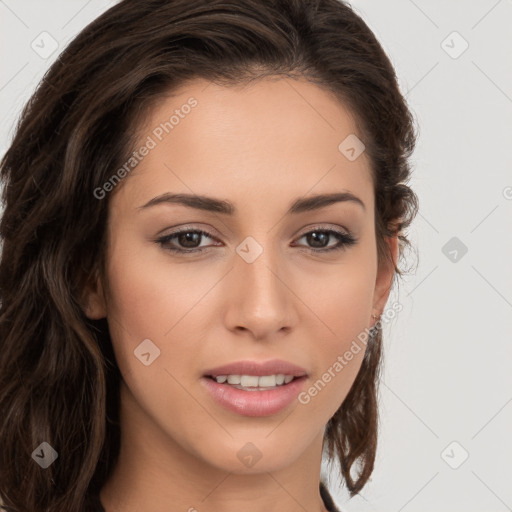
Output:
[200, 360, 309, 417]
[204, 373, 306, 391]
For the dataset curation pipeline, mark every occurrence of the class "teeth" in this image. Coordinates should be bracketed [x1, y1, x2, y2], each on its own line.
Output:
[258, 375, 276, 387]
[227, 375, 241, 385]
[214, 374, 296, 387]
[241, 375, 259, 387]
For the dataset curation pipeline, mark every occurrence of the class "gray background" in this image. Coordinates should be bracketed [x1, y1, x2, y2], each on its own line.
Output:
[1, 1, 511, 511]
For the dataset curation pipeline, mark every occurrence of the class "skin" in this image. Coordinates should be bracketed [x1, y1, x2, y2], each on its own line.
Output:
[84, 76, 398, 512]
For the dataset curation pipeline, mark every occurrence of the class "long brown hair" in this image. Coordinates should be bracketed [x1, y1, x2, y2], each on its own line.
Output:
[0, 0, 419, 510]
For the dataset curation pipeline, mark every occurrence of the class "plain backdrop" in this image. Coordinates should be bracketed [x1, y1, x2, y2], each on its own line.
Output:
[1, 1, 511, 511]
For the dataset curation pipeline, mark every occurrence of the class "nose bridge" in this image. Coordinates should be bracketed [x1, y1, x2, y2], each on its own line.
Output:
[225, 233, 296, 336]
[236, 234, 285, 304]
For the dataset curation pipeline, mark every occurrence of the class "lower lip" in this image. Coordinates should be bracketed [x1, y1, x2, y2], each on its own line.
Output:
[200, 376, 308, 417]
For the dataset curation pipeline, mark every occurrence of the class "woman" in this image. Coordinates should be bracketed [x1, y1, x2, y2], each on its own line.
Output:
[0, 1, 419, 511]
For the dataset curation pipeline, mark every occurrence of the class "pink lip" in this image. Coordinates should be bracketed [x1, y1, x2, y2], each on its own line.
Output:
[202, 358, 308, 378]
[200, 375, 308, 417]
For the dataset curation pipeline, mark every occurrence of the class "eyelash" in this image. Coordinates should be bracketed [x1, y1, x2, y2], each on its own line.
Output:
[155, 226, 357, 255]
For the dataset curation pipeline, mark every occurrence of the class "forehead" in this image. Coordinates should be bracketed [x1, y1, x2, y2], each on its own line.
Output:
[113, 76, 374, 216]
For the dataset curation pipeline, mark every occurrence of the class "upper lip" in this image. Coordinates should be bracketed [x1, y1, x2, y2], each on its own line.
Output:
[203, 359, 308, 378]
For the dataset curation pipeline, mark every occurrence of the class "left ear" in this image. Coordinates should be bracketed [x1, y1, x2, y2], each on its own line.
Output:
[80, 270, 108, 320]
[371, 234, 399, 323]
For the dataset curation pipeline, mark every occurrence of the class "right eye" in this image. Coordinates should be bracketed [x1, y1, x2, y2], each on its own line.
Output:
[156, 228, 221, 254]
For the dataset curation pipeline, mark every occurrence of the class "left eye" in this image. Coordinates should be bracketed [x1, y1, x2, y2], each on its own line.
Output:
[293, 229, 357, 252]
[156, 227, 357, 254]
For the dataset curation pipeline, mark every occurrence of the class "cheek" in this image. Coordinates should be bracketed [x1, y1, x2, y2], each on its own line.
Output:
[104, 233, 200, 340]
[103, 236, 221, 399]
[299, 309, 369, 422]
[296, 257, 376, 413]
[102, 247, 207, 435]
[305, 252, 376, 337]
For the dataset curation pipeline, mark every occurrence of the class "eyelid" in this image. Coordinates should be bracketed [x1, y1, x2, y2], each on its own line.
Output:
[157, 223, 351, 243]
[156, 223, 221, 238]
[295, 223, 351, 238]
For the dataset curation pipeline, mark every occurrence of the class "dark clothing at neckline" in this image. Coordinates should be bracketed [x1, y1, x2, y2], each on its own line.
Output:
[319, 480, 341, 512]
[86, 480, 341, 512]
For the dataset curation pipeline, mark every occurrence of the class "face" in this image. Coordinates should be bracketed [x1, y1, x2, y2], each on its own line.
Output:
[85, 76, 396, 476]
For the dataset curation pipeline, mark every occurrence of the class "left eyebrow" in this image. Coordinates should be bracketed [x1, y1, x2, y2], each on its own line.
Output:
[138, 191, 366, 214]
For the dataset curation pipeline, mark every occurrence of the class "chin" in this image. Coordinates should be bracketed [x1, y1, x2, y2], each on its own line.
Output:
[194, 433, 311, 475]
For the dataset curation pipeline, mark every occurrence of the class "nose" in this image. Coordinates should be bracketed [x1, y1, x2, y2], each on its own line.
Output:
[222, 239, 299, 341]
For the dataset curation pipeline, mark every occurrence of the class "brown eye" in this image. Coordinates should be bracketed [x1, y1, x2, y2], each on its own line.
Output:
[156, 229, 218, 254]
[294, 228, 357, 253]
